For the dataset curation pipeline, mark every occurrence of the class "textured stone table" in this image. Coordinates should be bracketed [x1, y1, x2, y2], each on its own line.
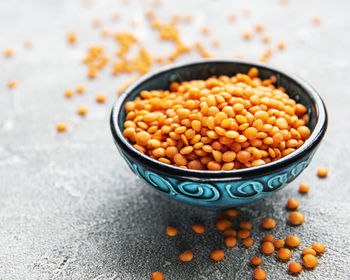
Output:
[1, 0, 350, 279]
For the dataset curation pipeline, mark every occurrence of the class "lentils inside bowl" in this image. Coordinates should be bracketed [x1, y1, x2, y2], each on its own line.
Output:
[122, 67, 310, 171]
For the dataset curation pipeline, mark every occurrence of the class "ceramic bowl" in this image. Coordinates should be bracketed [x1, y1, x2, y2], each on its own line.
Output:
[110, 60, 327, 210]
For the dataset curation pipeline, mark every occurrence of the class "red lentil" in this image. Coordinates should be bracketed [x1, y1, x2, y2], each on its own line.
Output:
[287, 198, 300, 210]
[210, 250, 225, 261]
[253, 268, 267, 280]
[192, 224, 206, 234]
[311, 243, 325, 254]
[225, 236, 237, 248]
[165, 226, 178, 237]
[289, 211, 305, 225]
[317, 167, 328, 178]
[179, 250, 194, 262]
[285, 235, 301, 248]
[262, 235, 274, 243]
[262, 218, 276, 230]
[242, 237, 254, 247]
[289, 262, 302, 273]
[151, 271, 164, 280]
[299, 183, 310, 193]
[251, 257, 262, 266]
[277, 248, 292, 260]
[302, 247, 317, 256]
[261, 242, 274, 255]
[273, 239, 285, 249]
[303, 254, 318, 268]
[56, 122, 68, 132]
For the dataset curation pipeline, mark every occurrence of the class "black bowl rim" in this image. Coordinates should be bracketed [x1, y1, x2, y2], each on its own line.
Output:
[110, 59, 327, 179]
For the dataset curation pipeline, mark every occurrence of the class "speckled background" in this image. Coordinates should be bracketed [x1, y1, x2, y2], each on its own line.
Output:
[1, 0, 350, 279]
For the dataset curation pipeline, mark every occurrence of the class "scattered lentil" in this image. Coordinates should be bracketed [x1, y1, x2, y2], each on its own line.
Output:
[77, 106, 88, 116]
[262, 235, 274, 243]
[240, 221, 252, 230]
[251, 257, 262, 266]
[285, 236, 301, 248]
[243, 237, 254, 247]
[56, 122, 67, 132]
[273, 239, 285, 249]
[216, 219, 232, 231]
[299, 183, 310, 193]
[289, 262, 302, 273]
[287, 198, 300, 210]
[237, 229, 250, 239]
[225, 236, 237, 248]
[226, 209, 238, 217]
[311, 243, 325, 254]
[261, 242, 274, 255]
[302, 254, 318, 268]
[151, 271, 164, 280]
[302, 247, 317, 256]
[253, 268, 267, 280]
[192, 224, 206, 234]
[289, 211, 305, 225]
[8, 80, 17, 89]
[96, 93, 107, 103]
[210, 250, 225, 261]
[317, 167, 328, 178]
[262, 218, 276, 230]
[277, 248, 292, 260]
[179, 250, 194, 262]
[165, 226, 178, 237]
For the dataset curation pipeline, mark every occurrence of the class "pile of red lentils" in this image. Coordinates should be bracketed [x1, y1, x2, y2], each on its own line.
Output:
[123, 67, 311, 170]
[151, 171, 328, 280]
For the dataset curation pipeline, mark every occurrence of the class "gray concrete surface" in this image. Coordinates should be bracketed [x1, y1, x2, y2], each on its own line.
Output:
[1, 0, 350, 279]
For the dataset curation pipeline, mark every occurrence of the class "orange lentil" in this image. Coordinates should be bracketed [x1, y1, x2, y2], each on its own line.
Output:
[261, 242, 274, 255]
[237, 229, 250, 239]
[96, 93, 107, 103]
[287, 198, 300, 210]
[277, 248, 292, 260]
[302, 247, 317, 256]
[223, 228, 237, 237]
[192, 224, 205, 234]
[289, 211, 305, 225]
[56, 122, 67, 132]
[299, 183, 310, 193]
[4, 48, 14, 57]
[312, 16, 322, 25]
[67, 32, 77, 44]
[242, 237, 254, 247]
[165, 226, 178, 237]
[8, 80, 17, 89]
[285, 236, 301, 248]
[311, 243, 325, 254]
[77, 106, 88, 116]
[64, 89, 74, 98]
[303, 254, 318, 268]
[253, 268, 266, 280]
[122, 71, 310, 170]
[278, 41, 286, 50]
[225, 236, 237, 248]
[289, 262, 302, 273]
[242, 31, 252, 40]
[273, 239, 285, 249]
[210, 250, 225, 261]
[261, 34, 270, 43]
[179, 250, 194, 262]
[225, 208, 238, 217]
[151, 271, 164, 280]
[251, 257, 262, 266]
[262, 235, 274, 243]
[216, 219, 232, 231]
[255, 24, 264, 32]
[262, 218, 276, 230]
[239, 221, 252, 230]
[76, 85, 86, 94]
[317, 167, 328, 178]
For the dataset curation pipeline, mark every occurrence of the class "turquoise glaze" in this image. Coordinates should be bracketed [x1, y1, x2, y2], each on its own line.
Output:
[110, 60, 327, 210]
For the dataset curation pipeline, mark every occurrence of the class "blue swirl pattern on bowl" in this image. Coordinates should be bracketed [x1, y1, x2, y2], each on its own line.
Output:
[110, 60, 327, 210]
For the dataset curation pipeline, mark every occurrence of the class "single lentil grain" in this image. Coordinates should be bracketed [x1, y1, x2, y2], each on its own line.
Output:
[277, 248, 292, 260]
[223, 228, 237, 237]
[285, 236, 301, 248]
[242, 237, 254, 247]
[262, 218, 276, 230]
[317, 167, 328, 178]
[210, 250, 225, 261]
[165, 226, 178, 237]
[239, 221, 252, 230]
[237, 229, 250, 239]
[216, 219, 232, 231]
[96, 93, 107, 103]
[287, 198, 300, 210]
[56, 122, 67, 132]
[251, 257, 262, 266]
[151, 271, 164, 280]
[262, 235, 274, 243]
[289, 262, 302, 273]
[273, 239, 285, 249]
[302, 248, 317, 256]
[302, 254, 318, 268]
[299, 183, 310, 193]
[253, 268, 267, 280]
[179, 250, 194, 262]
[226, 209, 238, 217]
[261, 242, 274, 255]
[225, 236, 237, 248]
[311, 243, 325, 254]
[289, 212, 305, 225]
[77, 106, 88, 116]
[192, 224, 205, 234]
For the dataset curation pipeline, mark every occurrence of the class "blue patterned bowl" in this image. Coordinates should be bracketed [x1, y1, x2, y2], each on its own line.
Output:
[110, 60, 327, 210]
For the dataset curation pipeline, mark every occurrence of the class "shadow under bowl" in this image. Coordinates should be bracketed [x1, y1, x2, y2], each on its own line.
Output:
[110, 60, 327, 210]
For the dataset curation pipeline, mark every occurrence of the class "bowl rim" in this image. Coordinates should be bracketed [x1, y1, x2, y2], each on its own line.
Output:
[110, 59, 327, 179]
